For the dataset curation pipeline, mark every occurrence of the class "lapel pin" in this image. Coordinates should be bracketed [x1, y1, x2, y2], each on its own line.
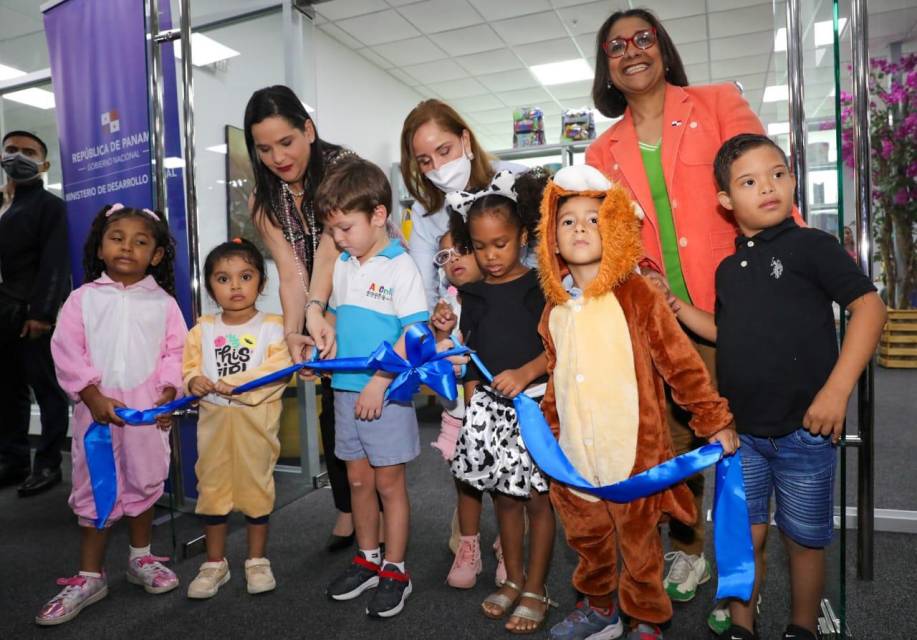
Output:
[671, 120, 683, 127]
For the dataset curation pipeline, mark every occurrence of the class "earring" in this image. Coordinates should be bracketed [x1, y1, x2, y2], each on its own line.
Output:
[606, 80, 613, 89]
[665, 66, 670, 72]
[468, 151, 475, 160]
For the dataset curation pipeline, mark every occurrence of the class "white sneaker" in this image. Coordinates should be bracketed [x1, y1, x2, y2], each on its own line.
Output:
[663, 551, 710, 602]
[187, 559, 230, 599]
[245, 557, 276, 594]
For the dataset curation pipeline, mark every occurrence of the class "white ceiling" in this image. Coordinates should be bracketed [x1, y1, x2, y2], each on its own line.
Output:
[312, 0, 917, 151]
[0, 0, 915, 157]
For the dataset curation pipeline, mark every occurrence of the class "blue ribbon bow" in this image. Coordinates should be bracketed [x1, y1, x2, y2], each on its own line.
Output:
[467, 352, 754, 602]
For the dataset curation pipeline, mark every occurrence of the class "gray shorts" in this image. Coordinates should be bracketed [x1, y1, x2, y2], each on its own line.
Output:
[333, 391, 420, 467]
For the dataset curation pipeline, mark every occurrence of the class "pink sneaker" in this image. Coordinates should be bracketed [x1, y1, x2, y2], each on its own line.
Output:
[127, 554, 179, 594]
[447, 534, 482, 589]
[494, 537, 507, 587]
[35, 573, 108, 626]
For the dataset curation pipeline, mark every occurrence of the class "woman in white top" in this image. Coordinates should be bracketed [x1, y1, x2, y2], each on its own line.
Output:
[399, 99, 527, 310]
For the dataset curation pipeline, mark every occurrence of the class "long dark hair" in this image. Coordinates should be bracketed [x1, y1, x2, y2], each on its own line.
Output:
[448, 171, 548, 253]
[243, 85, 342, 227]
[592, 9, 689, 118]
[83, 204, 177, 296]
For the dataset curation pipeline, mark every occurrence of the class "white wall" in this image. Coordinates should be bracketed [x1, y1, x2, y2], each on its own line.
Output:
[312, 29, 421, 179]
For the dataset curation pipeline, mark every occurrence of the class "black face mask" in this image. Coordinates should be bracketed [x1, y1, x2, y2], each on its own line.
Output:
[1, 152, 42, 182]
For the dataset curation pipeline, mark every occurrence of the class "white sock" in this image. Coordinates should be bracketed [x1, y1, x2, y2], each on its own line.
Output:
[383, 559, 405, 573]
[129, 544, 151, 560]
[360, 547, 381, 564]
[78, 570, 102, 579]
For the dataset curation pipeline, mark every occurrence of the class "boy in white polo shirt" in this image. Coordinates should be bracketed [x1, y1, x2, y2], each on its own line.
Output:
[313, 157, 429, 619]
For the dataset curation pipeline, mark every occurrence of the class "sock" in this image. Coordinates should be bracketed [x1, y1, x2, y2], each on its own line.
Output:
[459, 534, 479, 542]
[129, 544, 151, 560]
[360, 547, 381, 564]
[78, 570, 102, 579]
[382, 558, 405, 573]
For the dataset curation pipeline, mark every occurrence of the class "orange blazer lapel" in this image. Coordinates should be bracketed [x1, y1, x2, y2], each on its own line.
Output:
[661, 84, 694, 188]
[608, 110, 657, 234]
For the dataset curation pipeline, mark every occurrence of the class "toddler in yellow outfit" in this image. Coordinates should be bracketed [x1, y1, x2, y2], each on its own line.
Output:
[182, 239, 292, 599]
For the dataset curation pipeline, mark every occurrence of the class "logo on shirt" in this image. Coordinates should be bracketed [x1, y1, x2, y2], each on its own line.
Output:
[366, 282, 393, 302]
[100, 110, 120, 134]
[213, 333, 257, 376]
[770, 257, 784, 280]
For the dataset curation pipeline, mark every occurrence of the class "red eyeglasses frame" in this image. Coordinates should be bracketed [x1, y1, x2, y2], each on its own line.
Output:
[601, 27, 658, 58]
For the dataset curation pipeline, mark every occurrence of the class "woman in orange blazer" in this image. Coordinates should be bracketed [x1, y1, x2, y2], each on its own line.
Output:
[583, 9, 777, 634]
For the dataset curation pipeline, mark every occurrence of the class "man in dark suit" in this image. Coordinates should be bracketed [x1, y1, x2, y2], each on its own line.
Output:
[0, 130, 71, 496]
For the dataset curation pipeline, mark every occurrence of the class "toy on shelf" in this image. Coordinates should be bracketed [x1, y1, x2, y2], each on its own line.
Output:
[513, 106, 545, 148]
[560, 107, 596, 143]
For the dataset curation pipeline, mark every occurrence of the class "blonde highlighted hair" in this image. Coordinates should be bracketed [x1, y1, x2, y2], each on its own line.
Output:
[400, 99, 495, 215]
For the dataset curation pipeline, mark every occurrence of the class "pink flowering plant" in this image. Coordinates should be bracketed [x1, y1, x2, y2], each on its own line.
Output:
[840, 53, 917, 308]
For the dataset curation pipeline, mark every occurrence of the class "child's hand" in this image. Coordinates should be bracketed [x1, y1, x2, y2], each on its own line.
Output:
[80, 386, 126, 427]
[213, 380, 235, 397]
[666, 292, 682, 314]
[188, 375, 215, 397]
[153, 387, 177, 430]
[431, 300, 458, 335]
[355, 379, 386, 421]
[492, 368, 530, 399]
[708, 426, 740, 455]
[803, 383, 848, 443]
[643, 269, 671, 295]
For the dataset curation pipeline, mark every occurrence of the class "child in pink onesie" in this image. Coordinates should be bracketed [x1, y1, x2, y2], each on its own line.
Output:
[36, 204, 187, 626]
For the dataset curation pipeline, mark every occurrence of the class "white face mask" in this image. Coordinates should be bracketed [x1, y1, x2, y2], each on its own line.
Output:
[424, 142, 472, 194]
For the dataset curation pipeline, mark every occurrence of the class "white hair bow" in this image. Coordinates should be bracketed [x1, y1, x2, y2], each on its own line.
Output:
[445, 170, 518, 220]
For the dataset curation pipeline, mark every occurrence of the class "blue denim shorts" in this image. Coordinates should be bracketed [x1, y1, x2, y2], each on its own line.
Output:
[333, 391, 419, 467]
[739, 429, 837, 548]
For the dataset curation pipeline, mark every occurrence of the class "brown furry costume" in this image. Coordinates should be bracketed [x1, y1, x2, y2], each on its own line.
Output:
[536, 168, 733, 624]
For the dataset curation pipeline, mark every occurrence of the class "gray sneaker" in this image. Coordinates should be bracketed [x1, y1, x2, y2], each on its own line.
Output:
[326, 553, 379, 601]
[549, 600, 624, 640]
[365, 564, 412, 618]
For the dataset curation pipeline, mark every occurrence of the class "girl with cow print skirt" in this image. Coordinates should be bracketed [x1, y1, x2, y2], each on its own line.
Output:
[444, 169, 557, 635]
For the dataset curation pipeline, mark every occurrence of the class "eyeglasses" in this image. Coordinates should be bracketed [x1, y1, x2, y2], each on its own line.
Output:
[602, 28, 657, 59]
[433, 246, 470, 267]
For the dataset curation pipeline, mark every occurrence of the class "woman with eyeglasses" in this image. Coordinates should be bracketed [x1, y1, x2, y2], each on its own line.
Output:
[578, 8, 781, 639]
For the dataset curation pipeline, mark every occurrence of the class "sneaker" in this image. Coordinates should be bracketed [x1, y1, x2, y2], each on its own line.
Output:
[245, 557, 276, 594]
[35, 573, 108, 626]
[719, 624, 756, 640]
[366, 563, 412, 618]
[447, 534, 482, 589]
[626, 623, 663, 639]
[494, 537, 507, 587]
[663, 551, 710, 602]
[549, 599, 624, 640]
[782, 624, 816, 640]
[707, 597, 762, 635]
[326, 553, 380, 601]
[187, 559, 231, 599]
[127, 554, 179, 594]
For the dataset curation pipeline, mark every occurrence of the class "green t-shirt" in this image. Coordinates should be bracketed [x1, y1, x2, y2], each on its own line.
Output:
[639, 140, 691, 303]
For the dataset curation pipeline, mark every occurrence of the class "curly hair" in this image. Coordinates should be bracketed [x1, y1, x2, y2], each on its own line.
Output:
[82, 204, 177, 297]
[447, 169, 548, 253]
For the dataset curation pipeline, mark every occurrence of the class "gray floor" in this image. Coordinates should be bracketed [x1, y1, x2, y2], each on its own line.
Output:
[2, 375, 916, 640]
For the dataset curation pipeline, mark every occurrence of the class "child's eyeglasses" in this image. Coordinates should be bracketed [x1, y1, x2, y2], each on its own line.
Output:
[602, 28, 657, 59]
[433, 246, 471, 267]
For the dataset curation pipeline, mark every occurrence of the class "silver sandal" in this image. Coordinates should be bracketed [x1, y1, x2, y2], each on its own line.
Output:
[481, 579, 521, 619]
[507, 587, 558, 634]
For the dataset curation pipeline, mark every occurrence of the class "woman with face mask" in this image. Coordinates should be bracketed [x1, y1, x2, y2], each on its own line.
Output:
[400, 100, 528, 310]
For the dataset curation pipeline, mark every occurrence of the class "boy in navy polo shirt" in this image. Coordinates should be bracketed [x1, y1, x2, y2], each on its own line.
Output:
[673, 134, 886, 640]
[312, 157, 429, 619]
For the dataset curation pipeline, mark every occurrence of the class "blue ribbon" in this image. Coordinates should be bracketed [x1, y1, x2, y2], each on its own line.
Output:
[467, 352, 754, 602]
[90, 325, 468, 528]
